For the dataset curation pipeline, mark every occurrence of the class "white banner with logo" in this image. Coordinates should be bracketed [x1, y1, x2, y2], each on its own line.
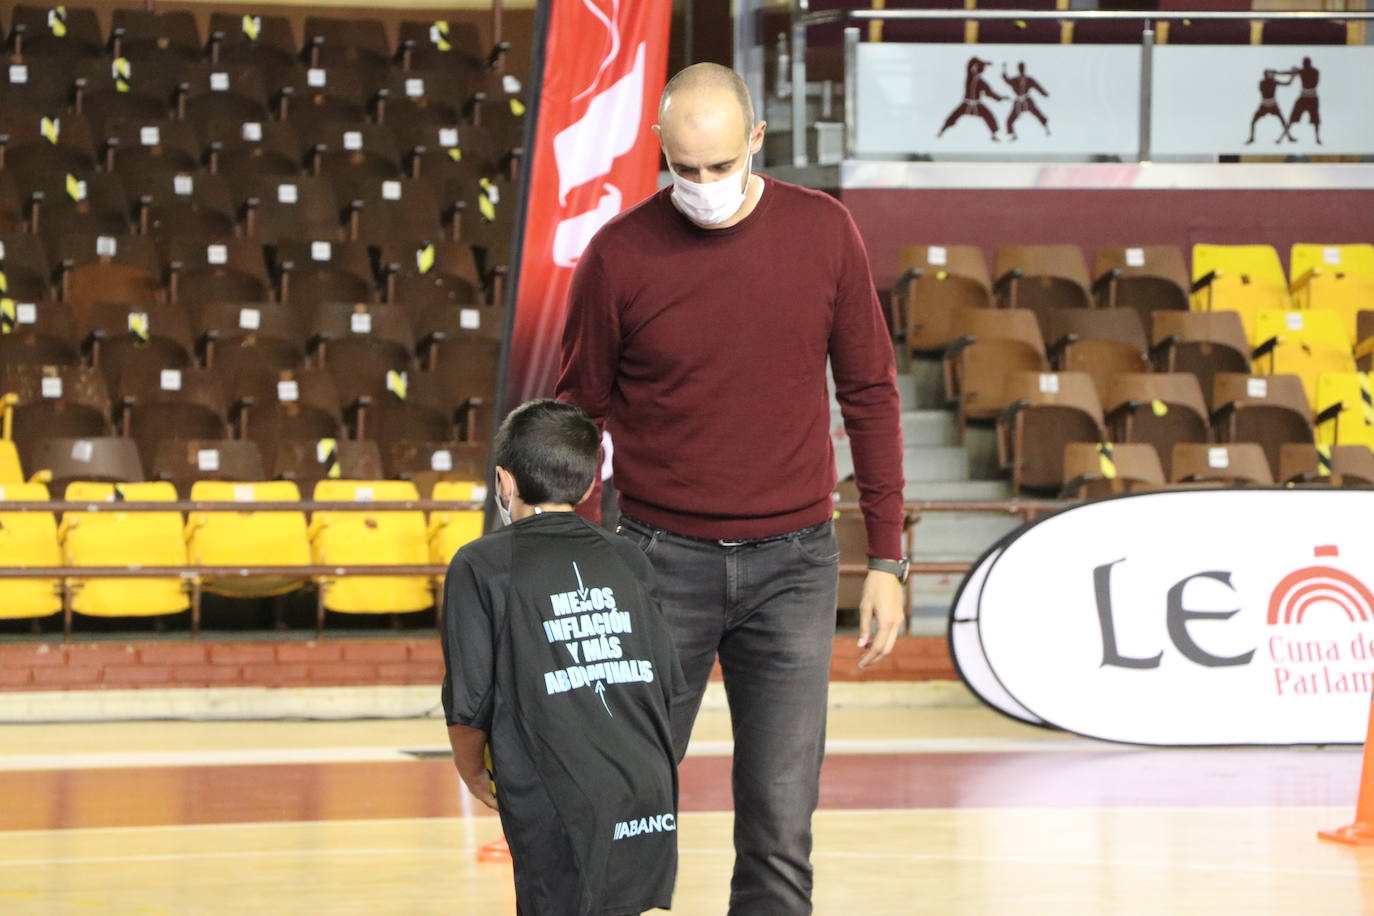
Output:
[855, 43, 1141, 157]
[1151, 46, 1374, 157]
[953, 489, 1374, 745]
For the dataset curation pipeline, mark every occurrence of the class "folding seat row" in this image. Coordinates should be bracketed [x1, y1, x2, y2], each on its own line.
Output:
[0, 232, 494, 314]
[0, 476, 486, 633]
[1, 8, 511, 81]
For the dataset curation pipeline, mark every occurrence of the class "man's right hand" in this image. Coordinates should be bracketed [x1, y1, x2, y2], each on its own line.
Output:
[463, 773, 499, 811]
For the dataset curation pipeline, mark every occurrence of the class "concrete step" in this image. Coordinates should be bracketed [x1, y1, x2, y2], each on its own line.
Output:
[903, 480, 1011, 501]
[908, 510, 1024, 560]
[829, 409, 958, 448]
[901, 446, 970, 483]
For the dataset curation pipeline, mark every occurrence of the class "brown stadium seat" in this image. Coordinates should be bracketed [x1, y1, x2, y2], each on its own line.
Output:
[27, 436, 144, 492]
[0, 300, 80, 368]
[151, 438, 266, 496]
[179, 62, 272, 125]
[0, 54, 79, 115]
[1162, 19, 1251, 45]
[197, 301, 305, 380]
[239, 176, 343, 243]
[1061, 442, 1166, 499]
[0, 233, 55, 301]
[378, 239, 484, 312]
[202, 118, 304, 186]
[0, 109, 99, 184]
[272, 438, 384, 492]
[276, 240, 376, 307]
[278, 65, 369, 126]
[125, 170, 237, 240]
[0, 172, 24, 232]
[993, 245, 1092, 325]
[447, 175, 516, 284]
[396, 19, 489, 77]
[1280, 444, 1374, 487]
[309, 301, 415, 380]
[344, 179, 444, 245]
[1092, 245, 1189, 317]
[1150, 310, 1252, 410]
[996, 371, 1106, 495]
[388, 440, 488, 492]
[79, 300, 194, 391]
[110, 8, 202, 62]
[398, 122, 503, 188]
[235, 367, 344, 469]
[1105, 372, 1210, 479]
[1042, 307, 1150, 405]
[362, 371, 466, 459]
[891, 244, 992, 356]
[467, 79, 528, 151]
[26, 171, 131, 255]
[304, 122, 404, 185]
[1, 364, 112, 470]
[103, 118, 201, 176]
[974, 0, 1062, 43]
[114, 364, 230, 476]
[9, 5, 104, 60]
[376, 70, 468, 126]
[73, 57, 182, 127]
[56, 232, 162, 312]
[418, 328, 499, 441]
[1170, 443, 1273, 487]
[207, 12, 299, 81]
[167, 238, 272, 310]
[1210, 373, 1313, 480]
[942, 307, 1049, 441]
[303, 17, 392, 81]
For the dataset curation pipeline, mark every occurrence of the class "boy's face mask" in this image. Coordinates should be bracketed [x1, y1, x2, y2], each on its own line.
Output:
[495, 472, 513, 526]
[666, 142, 752, 226]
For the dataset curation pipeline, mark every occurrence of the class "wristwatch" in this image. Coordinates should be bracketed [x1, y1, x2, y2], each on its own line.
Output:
[867, 556, 910, 584]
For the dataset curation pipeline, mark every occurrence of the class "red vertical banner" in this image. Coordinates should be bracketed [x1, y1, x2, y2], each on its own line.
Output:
[505, 0, 672, 406]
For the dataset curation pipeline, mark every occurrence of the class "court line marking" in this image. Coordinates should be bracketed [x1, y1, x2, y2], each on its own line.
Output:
[0, 846, 1367, 880]
[0, 736, 1109, 772]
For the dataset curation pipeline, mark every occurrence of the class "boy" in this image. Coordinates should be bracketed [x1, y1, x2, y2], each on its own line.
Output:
[441, 398, 686, 916]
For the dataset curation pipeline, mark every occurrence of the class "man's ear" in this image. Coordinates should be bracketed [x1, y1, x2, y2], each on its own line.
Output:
[577, 478, 596, 506]
[495, 466, 515, 502]
[749, 120, 767, 155]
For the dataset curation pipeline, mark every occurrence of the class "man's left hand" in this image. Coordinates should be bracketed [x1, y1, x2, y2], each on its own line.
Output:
[857, 570, 905, 668]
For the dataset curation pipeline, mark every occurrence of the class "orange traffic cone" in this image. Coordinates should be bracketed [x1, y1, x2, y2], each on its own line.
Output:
[478, 835, 512, 862]
[1319, 695, 1374, 844]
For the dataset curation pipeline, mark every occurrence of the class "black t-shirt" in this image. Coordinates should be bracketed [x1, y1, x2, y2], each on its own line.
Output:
[441, 511, 686, 916]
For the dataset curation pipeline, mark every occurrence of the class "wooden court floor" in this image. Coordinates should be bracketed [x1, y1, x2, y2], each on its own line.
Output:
[3, 704, 1374, 914]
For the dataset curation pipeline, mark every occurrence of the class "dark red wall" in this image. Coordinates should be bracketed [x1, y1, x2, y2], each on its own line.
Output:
[840, 187, 1374, 293]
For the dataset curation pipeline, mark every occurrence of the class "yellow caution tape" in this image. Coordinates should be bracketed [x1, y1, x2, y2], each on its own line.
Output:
[1097, 442, 1117, 480]
[40, 116, 60, 144]
[49, 6, 67, 37]
[386, 369, 408, 400]
[127, 311, 150, 341]
[1316, 444, 1333, 477]
[1150, 399, 1168, 417]
[242, 14, 260, 41]
[113, 57, 132, 93]
[416, 243, 435, 275]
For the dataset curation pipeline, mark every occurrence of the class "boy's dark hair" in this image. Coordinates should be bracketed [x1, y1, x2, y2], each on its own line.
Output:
[493, 398, 600, 506]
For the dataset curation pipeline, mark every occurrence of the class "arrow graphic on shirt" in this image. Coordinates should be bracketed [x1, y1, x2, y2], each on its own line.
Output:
[573, 561, 588, 600]
[594, 680, 613, 717]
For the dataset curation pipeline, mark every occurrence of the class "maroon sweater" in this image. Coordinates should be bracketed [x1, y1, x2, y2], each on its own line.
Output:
[556, 175, 905, 560]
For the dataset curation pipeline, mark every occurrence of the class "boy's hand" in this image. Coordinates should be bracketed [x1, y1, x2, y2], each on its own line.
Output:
[857, 570, 905, 668]
[462, 773, 499, 811]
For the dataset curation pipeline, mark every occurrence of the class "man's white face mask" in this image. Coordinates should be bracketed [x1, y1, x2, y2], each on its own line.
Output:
[667, 143, 752, 226]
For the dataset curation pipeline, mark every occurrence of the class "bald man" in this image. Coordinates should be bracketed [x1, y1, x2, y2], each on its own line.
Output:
[557, 63, 905, 914]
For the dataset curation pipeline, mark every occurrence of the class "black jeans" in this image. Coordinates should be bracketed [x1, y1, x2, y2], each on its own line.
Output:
[617, 515, 839, 916]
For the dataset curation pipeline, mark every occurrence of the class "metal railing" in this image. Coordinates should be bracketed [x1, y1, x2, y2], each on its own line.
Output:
[787, 4, 1374, 166]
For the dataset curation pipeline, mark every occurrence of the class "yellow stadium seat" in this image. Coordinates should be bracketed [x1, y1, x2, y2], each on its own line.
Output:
[1291, 244, 1374, 283]
[309, 480, 433, 619]
[428, 480, 486, 567]
[1315, 372, 1374, 449]
[1252, 309, 1354, 409]
[59, 481, 191, 621]
[0, 441, 22, 483]
[1191, 244, 1292, 340]
[185, 481, 311, 598]
[0, 482, 62, 620]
